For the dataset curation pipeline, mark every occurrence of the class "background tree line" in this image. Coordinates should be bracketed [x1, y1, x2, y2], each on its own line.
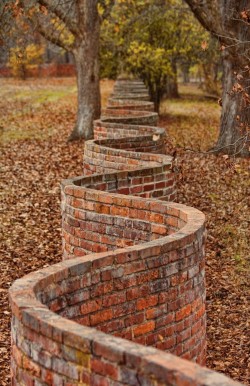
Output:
[0, 0, 249, 155]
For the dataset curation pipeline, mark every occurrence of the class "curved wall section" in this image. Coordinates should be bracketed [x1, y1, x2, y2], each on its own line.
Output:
[9, 79, 242, 385]
[101, 109, 158, 126]
[107, 99, 154, 111]
[9, 227, 239, 385]
[111, 92, 150, 101]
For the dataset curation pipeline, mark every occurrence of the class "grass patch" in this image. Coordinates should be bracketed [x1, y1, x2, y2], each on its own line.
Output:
[0, 78, 77, 143]
[0, 78, 113, 144]
[14, 87, 76, 104]
[160, 83, 221, 151]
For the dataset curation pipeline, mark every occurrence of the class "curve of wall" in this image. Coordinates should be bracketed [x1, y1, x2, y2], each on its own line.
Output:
[9, 80, 242, 386]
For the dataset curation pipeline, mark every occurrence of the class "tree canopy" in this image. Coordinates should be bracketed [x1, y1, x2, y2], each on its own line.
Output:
[100, 0, 216, 110]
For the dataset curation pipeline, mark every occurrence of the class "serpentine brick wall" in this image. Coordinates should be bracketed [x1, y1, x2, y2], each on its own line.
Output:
[9, 80, 242, 385]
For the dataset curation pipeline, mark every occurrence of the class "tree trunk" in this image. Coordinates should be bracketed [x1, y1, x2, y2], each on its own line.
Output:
[147, 82, 161, 113]
[214, 53, 249, 155]
[154, 88, 161, 113]
[68, 3, 101, 141]
[182, 65, 190, 84]
[185, 0, 250, 156]
[20, 63, 26, 80]
[163, 77, 179, 98]
[162, 61, 179, 99]
[202, 62, 220, 96]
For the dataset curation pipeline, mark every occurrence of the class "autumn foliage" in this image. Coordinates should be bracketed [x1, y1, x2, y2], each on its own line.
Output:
[8, 44, 44, 79]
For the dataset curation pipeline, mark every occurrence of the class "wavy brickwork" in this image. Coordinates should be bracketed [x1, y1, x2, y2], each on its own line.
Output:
[107, 100, 154, 111]
[9, 80, 242, 385]
[110, 80, 150, 101]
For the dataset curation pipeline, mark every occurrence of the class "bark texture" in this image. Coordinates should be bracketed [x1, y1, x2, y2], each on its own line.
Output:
[70, 45, 100, 140]
[32, 0, 102, 141]
[163, 61, 179, 99]
[216, 53, 249, 155]
[163, 78, 179, 99]
[69, 0, 101, 141]
[185, 0, 250, 155]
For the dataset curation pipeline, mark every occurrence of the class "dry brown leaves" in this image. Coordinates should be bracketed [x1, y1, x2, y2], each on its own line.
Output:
[0, 79, 249, 385]
[160, 86, 249, 384]
[174, 151, 250, 384]
[0, 78, 83, 384]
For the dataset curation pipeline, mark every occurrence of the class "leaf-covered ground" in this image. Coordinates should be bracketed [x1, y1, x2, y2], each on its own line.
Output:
[0, 78, 249, 385]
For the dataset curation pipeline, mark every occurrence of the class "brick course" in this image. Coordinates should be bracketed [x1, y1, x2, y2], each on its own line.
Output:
[107, 99, 154, 111]
[9, 80, 242, 385]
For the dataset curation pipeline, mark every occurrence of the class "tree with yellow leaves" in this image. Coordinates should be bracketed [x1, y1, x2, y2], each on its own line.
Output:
[8, 43, 44, 79]
[1, 0, 115, 140]
[101, 0, 210, 111]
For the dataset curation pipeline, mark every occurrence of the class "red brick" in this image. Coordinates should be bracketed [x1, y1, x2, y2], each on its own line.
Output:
[151, 224, 167, 235]
[90, 310, 113, 326]
[102, 292, 126, 307]
[133, 321, 155, 337]
[12, 345, 23, 367]
[91, 359, 118, 380]
[23, 356, 41, 377]
[18, 369, 35, 386]
[91, 282, 113, 297]
[80, 299, 102, 315]
[93, 341, 124, 363]
[91, 373, 110, 386]
[176, 304, 192, 321]
[137, 269, 159, 284]
[124, 312, 145, 327]
[156, 336, 176, 350]
[136, 295, 158, 311]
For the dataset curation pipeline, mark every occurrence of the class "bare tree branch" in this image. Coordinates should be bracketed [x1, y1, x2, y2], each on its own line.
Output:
[37, 0, 80, 37]
[36, 19, 69, 50]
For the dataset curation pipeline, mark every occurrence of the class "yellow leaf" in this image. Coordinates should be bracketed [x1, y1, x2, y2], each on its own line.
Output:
[201, 41, 208, 51]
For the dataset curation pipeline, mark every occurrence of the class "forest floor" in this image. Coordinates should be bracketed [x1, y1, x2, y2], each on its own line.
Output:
[0, 77, 249, 385]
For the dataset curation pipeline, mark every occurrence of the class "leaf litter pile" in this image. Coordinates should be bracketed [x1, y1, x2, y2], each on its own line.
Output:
[0, 79, 249, 385]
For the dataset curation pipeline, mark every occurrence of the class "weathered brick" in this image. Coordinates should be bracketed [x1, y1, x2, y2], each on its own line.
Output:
[91, 358, 118, 380]
[22, 355, 41, 377]
[52, 357, 79, 379]
[102, 292, 126, 307]
[90, 310, 113, 326]
[136, 295, 158, 311]
[80, 299, 102, 315]
[175, 304, 192, 321]
[133, 321, 155, 337]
